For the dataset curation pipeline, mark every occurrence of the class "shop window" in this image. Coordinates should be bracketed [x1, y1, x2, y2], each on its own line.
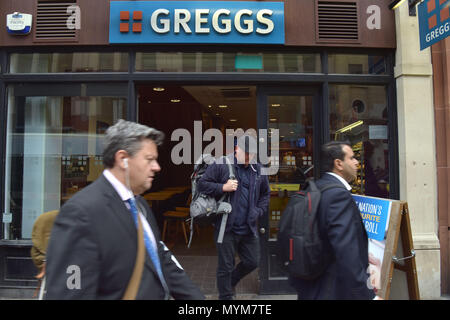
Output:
[3, 85, 127, 240]
[9, 52, 128, 73]
[135, 52, 321, 73]
[329, 84, 389, 198]
[328, 54, 386, 74]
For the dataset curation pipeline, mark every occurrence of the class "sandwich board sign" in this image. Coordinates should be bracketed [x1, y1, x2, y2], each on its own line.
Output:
[352, 195, 420, 300]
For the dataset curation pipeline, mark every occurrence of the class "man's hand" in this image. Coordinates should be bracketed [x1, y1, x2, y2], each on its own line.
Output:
[223, 179, 238, 192]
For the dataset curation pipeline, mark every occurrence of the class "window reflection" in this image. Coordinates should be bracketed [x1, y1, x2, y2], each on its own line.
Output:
[136, 52, 321, 73]
[9, 52, 128, 73]
[328, 54, 386, 74]
[330, 85, 389, 198]
[4, 87, 126, 239]
[267, 95, 314, 241]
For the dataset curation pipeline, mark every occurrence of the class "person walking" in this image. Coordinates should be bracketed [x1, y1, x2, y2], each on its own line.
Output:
[45, 119, 204, 300]
[198, 134, 270, 300]
[289, 140, 382, 300]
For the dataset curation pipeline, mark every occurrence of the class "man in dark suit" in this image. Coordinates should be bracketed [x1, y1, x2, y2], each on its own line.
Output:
[45, 119, 204, 300]
[289, 141, 382, 300]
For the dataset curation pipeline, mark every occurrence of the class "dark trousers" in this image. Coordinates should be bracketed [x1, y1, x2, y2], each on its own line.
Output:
[215, 230, 260, 300]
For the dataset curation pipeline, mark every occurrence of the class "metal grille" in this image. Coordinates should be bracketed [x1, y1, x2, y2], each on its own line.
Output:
[317, 1, 359, 42]
[35, 0, 77, 41]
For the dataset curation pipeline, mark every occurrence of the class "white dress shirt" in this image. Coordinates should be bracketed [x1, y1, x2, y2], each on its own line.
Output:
[103, 169, 157, 251]
[326, 172, 352, 191]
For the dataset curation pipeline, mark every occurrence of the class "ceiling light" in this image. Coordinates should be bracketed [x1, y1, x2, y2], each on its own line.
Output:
[208, 105, 212, 108]
[388, 0, 407, 10]
[218, 105, 228, 108]
[147, 100, 151, 104]
[230, 119, 237, 122]
[271, 103, 281, 107]
[153, 87, 165, 92]
[171, 99, 181, 103]
[270, 118, 277, 122]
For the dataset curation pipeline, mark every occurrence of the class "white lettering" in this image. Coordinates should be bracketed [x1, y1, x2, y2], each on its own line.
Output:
[235, 9, 253, 34]
[425, 22, 450, 42]
[174, 9, 191, 33]
[203, 128, 223, 156]
[171, 128, 191, 165]
[256, 9, 274, 34]
[366, 5, 381, 30]
[212, 9, 231, 33]
[67, 5, 81, 30]
[66, 265, 81, 290]
[151, 9, 170, 33]
[195, 9, 210, 33]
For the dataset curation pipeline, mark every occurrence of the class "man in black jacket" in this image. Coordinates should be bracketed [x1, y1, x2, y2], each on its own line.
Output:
[198, 134, 270, 300]
[289, 141, 382, 300]
[45, 119, 204, 300]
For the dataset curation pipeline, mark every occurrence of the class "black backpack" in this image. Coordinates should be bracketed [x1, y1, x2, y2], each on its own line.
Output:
[277, 180, 345, 280]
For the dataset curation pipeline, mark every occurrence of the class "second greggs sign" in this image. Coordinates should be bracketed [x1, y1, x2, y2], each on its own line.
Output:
[109, 1, 285, 44]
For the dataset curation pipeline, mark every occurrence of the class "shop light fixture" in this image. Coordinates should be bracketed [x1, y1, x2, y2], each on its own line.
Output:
[218, 105, 228, 108]
[271, 103, 281, 107]
[230, 119, 237, 122]
[388, 0, 422, 16]
[153, 87, 165, 91]
[270, 118, 277, 122]
[335, 120, 364, 134]
[171, 99, 181, 103]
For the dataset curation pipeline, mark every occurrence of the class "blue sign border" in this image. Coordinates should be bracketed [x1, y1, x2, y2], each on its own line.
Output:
[418, 0, 450, 50]
[109, 1, 285, 44]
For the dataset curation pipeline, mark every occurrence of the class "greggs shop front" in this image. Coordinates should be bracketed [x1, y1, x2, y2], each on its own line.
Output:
[0, 0, 397, 297]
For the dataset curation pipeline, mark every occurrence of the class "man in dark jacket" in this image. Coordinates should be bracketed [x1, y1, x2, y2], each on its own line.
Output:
[198, 134, 270, 300]
[289, 141, 382, 300]
[45, 120, 204, 300]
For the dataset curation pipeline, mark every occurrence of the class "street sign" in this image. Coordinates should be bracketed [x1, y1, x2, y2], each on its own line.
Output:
[418, 0, 450, 50]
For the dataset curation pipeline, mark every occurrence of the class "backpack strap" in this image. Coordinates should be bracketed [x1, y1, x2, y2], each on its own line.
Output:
[188, 156, 235, 248]
[217, 156, 235, 244]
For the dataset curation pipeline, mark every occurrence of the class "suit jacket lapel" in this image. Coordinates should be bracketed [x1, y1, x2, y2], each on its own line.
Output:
[321, 174, 368, 236]
[99, 175, 137, 243]
[100, 175, 161, 276]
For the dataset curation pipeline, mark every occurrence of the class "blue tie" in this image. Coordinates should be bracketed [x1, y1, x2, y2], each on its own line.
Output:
[126, 198, 164, 283]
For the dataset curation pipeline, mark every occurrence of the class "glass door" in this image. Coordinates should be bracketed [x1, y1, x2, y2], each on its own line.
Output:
[257, 87, 320, 294]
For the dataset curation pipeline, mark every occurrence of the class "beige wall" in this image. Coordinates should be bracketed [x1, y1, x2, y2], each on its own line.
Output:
[394, 3, 441, 299]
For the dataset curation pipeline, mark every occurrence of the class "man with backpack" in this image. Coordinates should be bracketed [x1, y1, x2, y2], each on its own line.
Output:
[288, 141, 382, 300]
[197, 134, 270, 300]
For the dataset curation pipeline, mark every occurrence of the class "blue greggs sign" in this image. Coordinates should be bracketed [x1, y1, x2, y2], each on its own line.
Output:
[418, 0, 450, 50]
[109, 1, 284, 44]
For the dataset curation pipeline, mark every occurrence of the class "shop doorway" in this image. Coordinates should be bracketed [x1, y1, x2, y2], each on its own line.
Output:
[137, 84, 259, 296]
[136, 84, 320, 295]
